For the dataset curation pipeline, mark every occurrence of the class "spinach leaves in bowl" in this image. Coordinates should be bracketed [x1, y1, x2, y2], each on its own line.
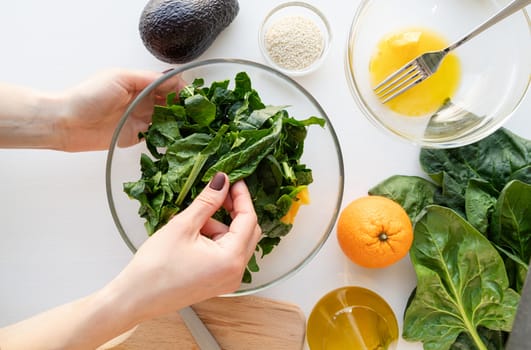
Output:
[123, 72, 325, 283]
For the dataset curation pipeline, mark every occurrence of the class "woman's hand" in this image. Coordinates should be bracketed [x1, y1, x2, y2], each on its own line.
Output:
[0, 68, 185, 151]
[58, 69, 185, 152]
[109, 172, 262, 321]
[0, 172, 262, 349]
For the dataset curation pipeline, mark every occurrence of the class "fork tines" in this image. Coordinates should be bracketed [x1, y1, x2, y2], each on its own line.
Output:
[373, 60, 427, 103]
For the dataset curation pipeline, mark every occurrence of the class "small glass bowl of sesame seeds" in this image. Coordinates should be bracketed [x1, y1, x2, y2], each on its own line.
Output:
[259, 1, 332, 76]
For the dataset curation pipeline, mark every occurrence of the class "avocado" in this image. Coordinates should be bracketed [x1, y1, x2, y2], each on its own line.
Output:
[139, 0, 239, 64]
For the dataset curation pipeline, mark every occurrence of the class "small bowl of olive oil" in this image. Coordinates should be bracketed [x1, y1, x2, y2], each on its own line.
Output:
[307, 286, 399, 350]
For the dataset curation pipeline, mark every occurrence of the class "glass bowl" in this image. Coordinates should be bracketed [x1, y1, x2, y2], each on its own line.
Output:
[106, 58, 344, 295]
[346, 0, 531, 148]
[259, 1, 332, 76]
[307, 286, 399, 350]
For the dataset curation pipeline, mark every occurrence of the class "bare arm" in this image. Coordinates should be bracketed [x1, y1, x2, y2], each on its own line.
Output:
[0, 84, 66, 150]
[0, 173, 261, 349]
[0, 286, 140, 349]
[0, 69, 184, 152]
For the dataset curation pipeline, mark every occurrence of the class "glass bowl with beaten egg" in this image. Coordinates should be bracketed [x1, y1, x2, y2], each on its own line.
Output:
[346, 0, 531, 148]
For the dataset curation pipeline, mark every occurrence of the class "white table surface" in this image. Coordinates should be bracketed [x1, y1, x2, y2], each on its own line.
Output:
[0, 1, 529, 349]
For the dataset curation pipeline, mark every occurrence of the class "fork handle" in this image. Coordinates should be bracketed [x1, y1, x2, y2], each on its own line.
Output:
[446, 0, 531, 52]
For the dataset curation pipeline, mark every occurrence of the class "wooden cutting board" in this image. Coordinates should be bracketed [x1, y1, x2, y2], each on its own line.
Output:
[101, 295, 306, 350]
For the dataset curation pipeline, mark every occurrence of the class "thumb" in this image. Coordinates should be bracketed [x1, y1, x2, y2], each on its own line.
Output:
[180, 172, 229, 223]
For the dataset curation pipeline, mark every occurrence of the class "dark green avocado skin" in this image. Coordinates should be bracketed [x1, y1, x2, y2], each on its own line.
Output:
[139, 0, 239, 64]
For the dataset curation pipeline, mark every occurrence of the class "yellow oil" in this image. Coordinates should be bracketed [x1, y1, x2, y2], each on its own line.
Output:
[369, 27, 461, 116]
[307, 287, 398, 350]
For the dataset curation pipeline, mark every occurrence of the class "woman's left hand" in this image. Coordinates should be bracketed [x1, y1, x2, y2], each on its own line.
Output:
[58, 69, 185, 152]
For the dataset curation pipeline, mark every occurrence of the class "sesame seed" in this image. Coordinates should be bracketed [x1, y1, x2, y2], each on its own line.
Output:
[265, 15, 324, 71]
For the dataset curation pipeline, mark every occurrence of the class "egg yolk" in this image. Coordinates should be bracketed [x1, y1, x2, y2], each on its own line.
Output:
[369, 28, 461, 116]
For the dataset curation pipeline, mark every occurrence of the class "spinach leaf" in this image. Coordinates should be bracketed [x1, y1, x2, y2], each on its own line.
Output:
[257, 236, 281, 257]
[234, 105, 286, 130]
[490, 180, 531, 292]
[465, 179, 499, 235]
[450, 327, 507, 350]
[420, 128, 531, 214]
[403, 205, 520, 350]
[179, 78, 204, 100]
[509, 165, 531, 183]
[234, 71, 252, 99]
[368, 175, 438, 222]
[139, 106, 183, 157]
[202, 115, 283, 182]
[184, 94, 216, 127]
[174, 125, 228, 206]
[165, 133, 213, 194]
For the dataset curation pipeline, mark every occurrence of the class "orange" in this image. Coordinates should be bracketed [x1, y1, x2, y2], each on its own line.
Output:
[337, 196, 413, 268]
[281, 187, 310, 225]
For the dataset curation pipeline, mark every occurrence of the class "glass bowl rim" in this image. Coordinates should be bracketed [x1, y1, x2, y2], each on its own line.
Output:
[344, 0, 531, 148]
[105, 57, 345, 295]
[258, 1, 333, 76]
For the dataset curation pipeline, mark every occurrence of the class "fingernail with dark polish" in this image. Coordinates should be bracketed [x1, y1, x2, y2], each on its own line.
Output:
[209, 172, 225, 191]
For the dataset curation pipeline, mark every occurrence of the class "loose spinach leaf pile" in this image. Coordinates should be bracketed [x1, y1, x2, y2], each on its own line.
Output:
[123, 72, 325, 283]
[403, 206, 520, 350]
[369, 128, 531, 349]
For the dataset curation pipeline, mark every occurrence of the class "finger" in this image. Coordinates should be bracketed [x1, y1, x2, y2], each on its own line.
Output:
[220, 214, 261, 261]
[252, 223, 263, 250]
[154, 71, 187, 101]
[244, 224, 262, 259]
[232, 181, 262, 254]
[229, 180, 255, 219]
[200, 217, 229, 238]
[178, 172, 229, 228]
[114, 69, 163, 93]
[219, 180, 261, 253]
[222, 187, 234, 214]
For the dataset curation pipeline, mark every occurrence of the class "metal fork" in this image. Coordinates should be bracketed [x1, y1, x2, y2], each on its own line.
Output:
[373, 0, 531, 103]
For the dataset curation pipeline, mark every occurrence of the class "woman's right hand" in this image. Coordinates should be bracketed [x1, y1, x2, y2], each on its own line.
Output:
[107, 172, 262, 322]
